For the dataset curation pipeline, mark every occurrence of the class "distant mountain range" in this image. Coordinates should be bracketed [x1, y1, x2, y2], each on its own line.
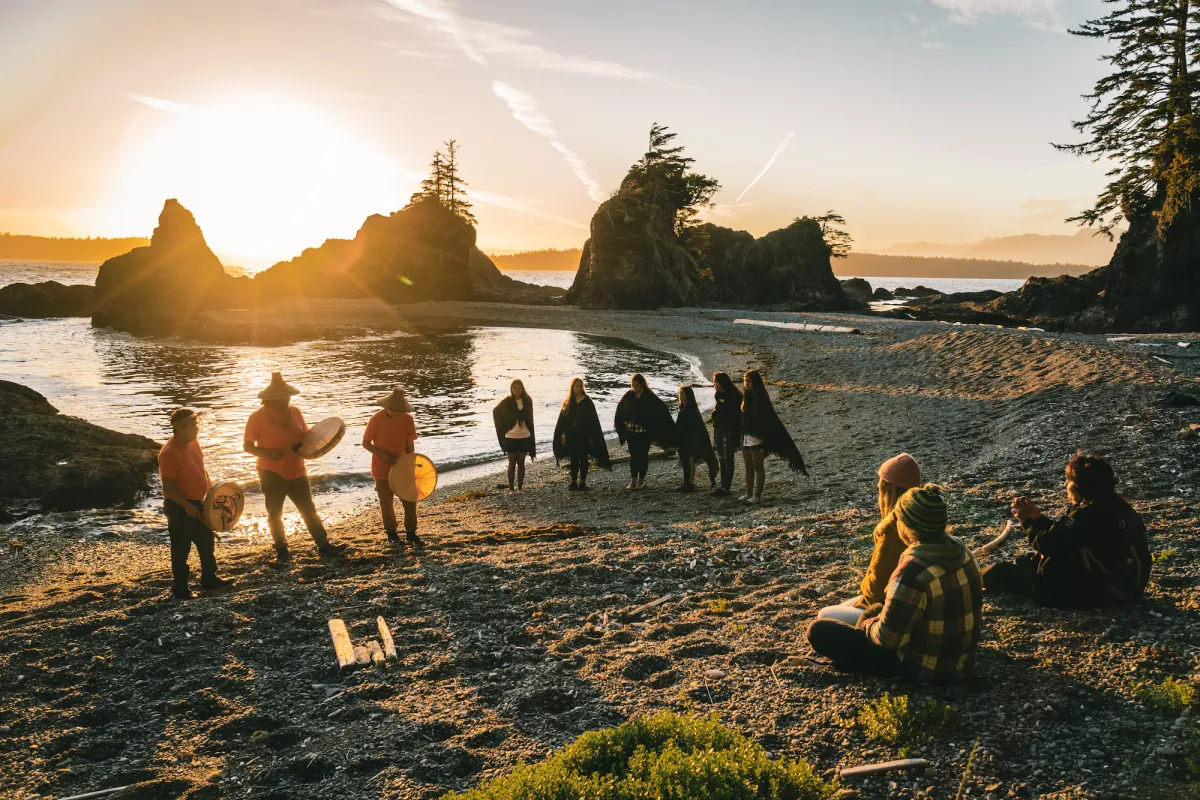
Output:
[0, 233, 149, 263]
[877, 228, 1117, 267]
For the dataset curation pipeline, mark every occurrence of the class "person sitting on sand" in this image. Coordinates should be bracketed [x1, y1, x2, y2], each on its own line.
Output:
[982, 451, 1150, 609]
[614, 373, 677, 490]
[243, 372, 348, 563]
[816, 453, 923, 624]
[362, 388, 422, 547]
[675, 385, 717, 493]
[159, 408, 233, 600]
[710, 372, 742, 497]
[806, 484, 983, 684]
[492, 379, 536, 495]
[553, 377, 610, 491]
[740, 369, 807, 504]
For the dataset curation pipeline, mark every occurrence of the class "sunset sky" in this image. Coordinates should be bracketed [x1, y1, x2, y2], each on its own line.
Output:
[1, 0, 1111, 265]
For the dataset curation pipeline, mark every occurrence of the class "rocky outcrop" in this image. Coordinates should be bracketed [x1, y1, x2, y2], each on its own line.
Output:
[0, 281, 94, 318]
[0, 381, 160, 519]
[92, 199, 244, 334]
[872, 287, 895, 301]
[567, 193, 706, 309]
[893, 285, 941, 298]
[839, 277, 874, 305]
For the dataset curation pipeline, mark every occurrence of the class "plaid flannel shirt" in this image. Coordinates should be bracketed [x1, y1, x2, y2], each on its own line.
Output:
[863, 536, 983, 684]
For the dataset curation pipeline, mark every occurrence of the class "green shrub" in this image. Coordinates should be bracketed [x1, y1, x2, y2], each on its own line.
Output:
[1136, 676, 1196, 714]
[441, 712, 833, 800]
[858, 693, 957, 750]
[1153, 547, 1177, 563]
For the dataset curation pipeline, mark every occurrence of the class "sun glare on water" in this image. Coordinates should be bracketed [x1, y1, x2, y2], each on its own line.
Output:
[83, 97, 416, 267]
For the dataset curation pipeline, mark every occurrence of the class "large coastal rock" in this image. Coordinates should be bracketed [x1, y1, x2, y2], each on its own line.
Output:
[251, 198, 555, 305]
[0, 281, 94, 318]
[567, 193, 706, 309]
[92, 199, 243, 334]
[701, 219, 853, 309]
[0, 381, 160, 518]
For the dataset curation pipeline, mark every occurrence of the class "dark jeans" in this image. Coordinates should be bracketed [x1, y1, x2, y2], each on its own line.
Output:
[806, 618, 903, 677]
[164, 499, 217, 592]
[627, 433, 651, 481]
[258, 470, 329, 550]
[981, 554, 1038, 601]
[714, 427, 740, 491]
[569, 445, 590, 486]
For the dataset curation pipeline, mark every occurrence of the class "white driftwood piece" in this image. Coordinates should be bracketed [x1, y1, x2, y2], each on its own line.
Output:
[734, 318, 859, 334]
[840, 758, 930, 778]
[972, 520, 1014, 558]
[377, 616, 398, 661]
[328, 619, 356, 670]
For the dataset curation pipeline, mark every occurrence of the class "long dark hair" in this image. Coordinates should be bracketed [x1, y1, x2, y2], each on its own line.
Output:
[561, 377, 586, 412]
[678, 385, 697, 410]
[742, 369, 771, 411]
[631, 373, 649, 392]
[713, 371, 741, 399]
[510, 379, 528, 401]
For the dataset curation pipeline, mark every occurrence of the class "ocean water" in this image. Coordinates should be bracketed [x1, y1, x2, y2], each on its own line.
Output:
[0, 313, 703, 543]
[839, 275, 1027, 296]
[500, 269, 576, 290]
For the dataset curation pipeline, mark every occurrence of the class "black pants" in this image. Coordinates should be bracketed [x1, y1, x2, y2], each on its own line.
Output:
[806, 618, 903, 677]
[714, 427, 740, 491]
[164, 499, 217, 592]
[627, 433, 651, 481]
[258, 470, 329, 550]
[569, 445, 590, 486]
[981, 554, 1038, 601]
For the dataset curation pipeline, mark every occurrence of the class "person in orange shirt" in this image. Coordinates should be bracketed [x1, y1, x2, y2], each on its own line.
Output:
[362, 388, 421, 547]
[243, 372, 347, 563]
[159, 408, 232, 599]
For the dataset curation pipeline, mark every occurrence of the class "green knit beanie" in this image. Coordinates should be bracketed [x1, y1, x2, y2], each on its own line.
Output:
[894, 483, 948, 540]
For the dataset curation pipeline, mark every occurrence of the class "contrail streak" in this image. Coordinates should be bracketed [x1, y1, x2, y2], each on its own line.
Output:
[735, 130, 795, 203]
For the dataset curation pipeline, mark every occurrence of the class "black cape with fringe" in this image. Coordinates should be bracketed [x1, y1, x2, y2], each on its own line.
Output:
[675, 402, 717, 473]
[742, 391, 808, 474]
[614, 389, 677, 449]
[552, 395, 611, 469]
[492, 395, 535, 455]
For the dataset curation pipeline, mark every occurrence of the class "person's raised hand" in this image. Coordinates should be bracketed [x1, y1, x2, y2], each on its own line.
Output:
[1011, 496, 1042, 522]
[382, 453, 397, 466]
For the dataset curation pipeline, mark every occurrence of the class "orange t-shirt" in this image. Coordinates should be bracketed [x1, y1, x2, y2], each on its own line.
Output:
[159, 437, 211, 502]
[244, 405, 308, 480]
[363, 409, 417, 480]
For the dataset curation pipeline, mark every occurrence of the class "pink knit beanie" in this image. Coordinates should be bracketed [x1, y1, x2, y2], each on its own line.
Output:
[878, 453, 922, 490]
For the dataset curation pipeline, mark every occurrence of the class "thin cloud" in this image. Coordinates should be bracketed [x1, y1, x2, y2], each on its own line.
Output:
[928, 0, 1064, 30]
[129, 94, 194, 115]
[735, 130, 795, 203]
[467, 187, 587, 229]
[380, 0, 681, 85]
[492, 81, 605, 202]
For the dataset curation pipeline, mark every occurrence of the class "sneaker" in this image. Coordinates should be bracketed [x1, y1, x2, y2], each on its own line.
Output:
[318, 542, 349, 557]
[737, 494, 751, 503]
[568, 483, 579, 492]
[746, 496, 761, 505]
[386, 530, 401, 543]
[677, 484, 695, 493]
[173, 588, 198, 601]
[274, 547, 292, 564]
[406, 531, 425, 549]
[711, 487, 730, 497]
[200, 576, 234, 591]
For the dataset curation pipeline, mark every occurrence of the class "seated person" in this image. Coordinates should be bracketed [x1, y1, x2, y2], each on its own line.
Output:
[806, 484, 983, 684]
[982, 451, 1150, 609]
[817, 453, 923, 625]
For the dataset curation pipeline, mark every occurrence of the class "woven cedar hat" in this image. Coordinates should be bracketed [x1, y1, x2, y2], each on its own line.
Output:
[258, 372, 300, 400]
[376, 388, 414, 413]
[169, 407, 202, 426]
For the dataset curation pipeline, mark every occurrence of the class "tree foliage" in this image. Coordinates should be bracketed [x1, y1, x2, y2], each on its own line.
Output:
[409, 139, 476, 224]
[810, 211, 853, 258]
[623, 123, 720, 239]
[1057, 0, 1200, 237]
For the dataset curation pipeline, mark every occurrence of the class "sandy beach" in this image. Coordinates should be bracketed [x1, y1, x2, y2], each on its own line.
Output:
[2, 303, 1198, 800]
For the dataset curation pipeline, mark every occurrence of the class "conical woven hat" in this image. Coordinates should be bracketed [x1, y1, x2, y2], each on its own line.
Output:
[375, 388, 414, 413]
[258, 372, 300, 400]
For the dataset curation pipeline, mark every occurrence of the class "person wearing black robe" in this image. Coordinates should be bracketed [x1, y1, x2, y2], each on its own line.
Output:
[675, 385, 717, 493]
[710, 371, 742, 496]
[492, 379, 535, 494]
[552, 377, 610, 490]
[614, 373, 677, 490]
[741, 368, 807, 503]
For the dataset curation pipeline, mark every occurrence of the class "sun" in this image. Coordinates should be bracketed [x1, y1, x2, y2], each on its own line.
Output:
[84, 96, 418, 267]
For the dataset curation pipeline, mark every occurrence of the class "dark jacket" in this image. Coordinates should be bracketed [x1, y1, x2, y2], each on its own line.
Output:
[552, 396, 611, 469]
[1023, 495, 1150, 608]
[614, 389, 677, 449]
[742, 391, 807, 474]
[711, 385, 743, 433]
[676, 401, 717, 472]
[492, 395, 535, 454]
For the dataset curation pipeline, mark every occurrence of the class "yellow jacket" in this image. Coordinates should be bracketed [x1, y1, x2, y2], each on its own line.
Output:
[860, 512, 906, 606]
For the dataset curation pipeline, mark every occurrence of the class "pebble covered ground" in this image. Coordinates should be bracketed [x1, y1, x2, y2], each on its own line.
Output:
[1, 306, 1198, 800]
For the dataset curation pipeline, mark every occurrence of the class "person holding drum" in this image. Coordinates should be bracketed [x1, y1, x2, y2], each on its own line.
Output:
[243, 372, 348, 563]
[362, 388, 422, 546]
[159, 408, 232, 599]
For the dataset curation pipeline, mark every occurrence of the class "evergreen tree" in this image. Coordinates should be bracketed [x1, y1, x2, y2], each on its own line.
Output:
[1057, 0, 1200, 236]
[812, 211, 853, 258]
[408, 141, 476, 225]
[627, 123, 720, 238]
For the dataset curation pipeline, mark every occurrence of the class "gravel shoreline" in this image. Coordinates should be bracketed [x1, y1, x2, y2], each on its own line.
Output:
[2, 303, 1198, 800]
